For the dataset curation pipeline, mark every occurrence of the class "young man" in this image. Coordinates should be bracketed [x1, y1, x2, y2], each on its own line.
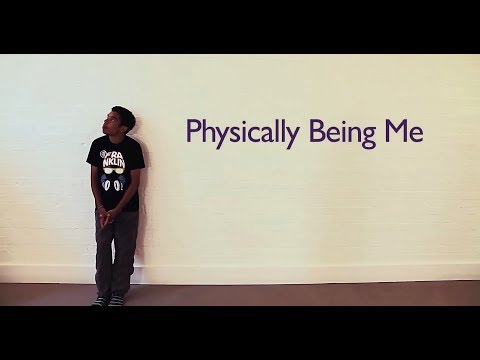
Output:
[86, 106, 145, 306]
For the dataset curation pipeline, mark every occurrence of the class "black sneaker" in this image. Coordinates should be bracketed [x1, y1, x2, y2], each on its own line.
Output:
[91, 296, 110, 306]
[108, 295, 125, 306]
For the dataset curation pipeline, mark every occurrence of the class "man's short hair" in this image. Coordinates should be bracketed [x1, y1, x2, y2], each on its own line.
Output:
[112, 106, 136, 133]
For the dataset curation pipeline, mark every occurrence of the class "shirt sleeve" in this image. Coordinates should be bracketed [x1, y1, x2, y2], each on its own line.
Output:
[129, 141, 146, 170]
[86, 140, 99, 167]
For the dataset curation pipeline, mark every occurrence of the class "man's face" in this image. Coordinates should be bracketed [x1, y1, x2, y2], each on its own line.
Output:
[102, 111, 126, 136]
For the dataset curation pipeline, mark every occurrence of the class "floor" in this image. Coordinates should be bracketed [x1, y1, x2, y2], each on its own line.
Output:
[2, 280, 480, 306]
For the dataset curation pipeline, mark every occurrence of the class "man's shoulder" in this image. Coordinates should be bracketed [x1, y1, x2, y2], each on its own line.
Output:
[89, 135, 109, 148]
[91, 135, 108, 144]
[86, 136, 108, 164]
[125, 136, 143, 148]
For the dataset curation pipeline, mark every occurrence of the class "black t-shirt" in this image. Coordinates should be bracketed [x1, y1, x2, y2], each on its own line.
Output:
[86, 135, 145, 212]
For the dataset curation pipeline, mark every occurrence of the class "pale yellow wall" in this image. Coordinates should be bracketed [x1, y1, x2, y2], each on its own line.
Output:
[1, 54, 479, 284]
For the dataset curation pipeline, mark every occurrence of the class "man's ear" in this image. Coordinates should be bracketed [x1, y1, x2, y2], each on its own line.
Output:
[120, 125, 128, 134]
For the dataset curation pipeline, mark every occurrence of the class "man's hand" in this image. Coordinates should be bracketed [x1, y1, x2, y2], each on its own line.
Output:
[103, 207, 121, 228]
[99, 207, 109, 229]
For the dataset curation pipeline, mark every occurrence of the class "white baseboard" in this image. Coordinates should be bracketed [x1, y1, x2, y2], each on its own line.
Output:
[1, 263, 480, 284]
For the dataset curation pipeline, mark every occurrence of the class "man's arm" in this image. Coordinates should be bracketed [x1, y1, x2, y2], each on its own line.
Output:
[108, 169, 142, 219]
[91, 165, 110, 228]
[90, 165, 104, 209]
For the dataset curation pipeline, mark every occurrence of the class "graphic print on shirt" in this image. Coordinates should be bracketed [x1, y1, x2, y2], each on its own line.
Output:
[99, 150, 126, 192]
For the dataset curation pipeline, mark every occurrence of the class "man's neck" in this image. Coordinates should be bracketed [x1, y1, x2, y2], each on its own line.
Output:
[109, 133, 126, 144]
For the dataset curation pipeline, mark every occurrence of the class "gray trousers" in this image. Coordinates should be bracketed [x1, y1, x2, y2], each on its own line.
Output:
[94, 209, 139, 298]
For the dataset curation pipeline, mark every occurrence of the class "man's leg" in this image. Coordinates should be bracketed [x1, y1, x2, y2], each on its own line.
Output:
[111, 211, 139, 300]
[95, 209, 115, 299]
